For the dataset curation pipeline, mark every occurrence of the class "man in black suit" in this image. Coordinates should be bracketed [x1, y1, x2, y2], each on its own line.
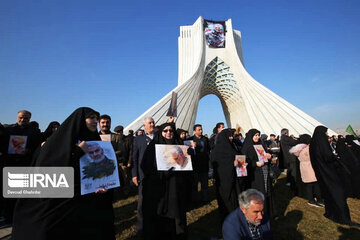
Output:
[280, 128, 298, 193]
[131, 117, 155, 236]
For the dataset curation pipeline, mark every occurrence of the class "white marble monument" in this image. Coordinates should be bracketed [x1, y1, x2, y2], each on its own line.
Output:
[125, 16, 335, 136]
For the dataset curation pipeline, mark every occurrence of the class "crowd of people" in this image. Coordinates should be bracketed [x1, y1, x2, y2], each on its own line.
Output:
[0, 108, 360, 240]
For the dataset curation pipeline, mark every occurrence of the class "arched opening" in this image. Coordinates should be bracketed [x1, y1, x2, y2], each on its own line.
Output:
[195, 94, 227, 136]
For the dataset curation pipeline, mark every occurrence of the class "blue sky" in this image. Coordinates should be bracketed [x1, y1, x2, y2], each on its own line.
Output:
[1, 0, 359, 135]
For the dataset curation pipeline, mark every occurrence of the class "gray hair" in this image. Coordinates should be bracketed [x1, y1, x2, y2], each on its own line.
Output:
[143, 117, 154, 125]
[238, 189, 264, 209]
[169, 146, 183, 156]
[281, 128, 289, 136]
[18, 110, 32, 117]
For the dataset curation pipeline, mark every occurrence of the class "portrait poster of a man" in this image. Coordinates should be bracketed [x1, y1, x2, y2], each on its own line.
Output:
[204, 20, 226, 48]
[155, 144, 193, 171]
[80, 141, 120, 195]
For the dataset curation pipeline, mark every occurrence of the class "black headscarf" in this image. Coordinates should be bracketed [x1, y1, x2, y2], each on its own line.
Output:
[35, 108, 100, 166]
[210, 129, 239, 215]
[309, 126, 351, 224]
[345, 135, 360, 162]
[153, 122, 182, 145]
[42, 121, 60, 140]
[299, 134, 311, 145]
[142, 121, 191, 236]
[241, 128, 261, 154]
[12, 107, 115, 240]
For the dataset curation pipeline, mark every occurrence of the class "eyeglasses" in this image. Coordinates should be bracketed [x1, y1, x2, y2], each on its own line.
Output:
[162, 129, 174, 133]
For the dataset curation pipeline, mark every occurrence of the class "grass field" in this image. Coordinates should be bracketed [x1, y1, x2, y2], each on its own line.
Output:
[113, 176, 360, 240]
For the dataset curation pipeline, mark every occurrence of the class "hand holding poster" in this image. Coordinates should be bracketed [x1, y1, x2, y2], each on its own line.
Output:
[8, 135, 27, 154]
[155, 144, 193, 171]
[79, 141, 120, 195]
[253, 145, 268, 163]
[235, 155, 247, 177]
[183, 140, 195, 149]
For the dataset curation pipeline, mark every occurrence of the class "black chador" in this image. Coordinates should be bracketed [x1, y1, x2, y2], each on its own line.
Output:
[309, 126, 351, 224]
[210, 129, 239, 223]
[12, 107, 115, 240]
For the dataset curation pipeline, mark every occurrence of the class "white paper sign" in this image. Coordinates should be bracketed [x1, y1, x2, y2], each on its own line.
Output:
[235, 155, 247, 177]
[253, 145, 268, 163]
[155, 144, 193, 171]
[79, 141, 120, 195]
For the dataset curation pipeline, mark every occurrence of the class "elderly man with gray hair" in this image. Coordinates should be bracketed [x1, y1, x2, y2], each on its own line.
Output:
[222, 189, 273, 240]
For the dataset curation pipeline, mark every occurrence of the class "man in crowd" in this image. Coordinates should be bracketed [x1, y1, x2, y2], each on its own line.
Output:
[2, 110, 41, 226]
[114, 125, 132, 195]
[222, 189, 273, 240]
[279, 128, 298, 193]
[188, 124, 211, 205]
[132, 117, 155, 236]
[210, 122, 225, 149]
[98, 115, 129, 194]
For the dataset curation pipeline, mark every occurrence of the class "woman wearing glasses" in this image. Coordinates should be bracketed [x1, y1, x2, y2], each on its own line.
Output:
[141, 117, 193, 240]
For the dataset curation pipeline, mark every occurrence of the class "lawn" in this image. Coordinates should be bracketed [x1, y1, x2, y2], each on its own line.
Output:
[113, 176, 360, 240]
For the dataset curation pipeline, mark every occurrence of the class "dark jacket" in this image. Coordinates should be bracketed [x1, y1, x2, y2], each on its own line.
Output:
[188, 135, 210, 173]
[132, 134, 153, 181]
[280, 135, 298, 167]
[222, 208, 273, 240]
[4, 123, 41, 166]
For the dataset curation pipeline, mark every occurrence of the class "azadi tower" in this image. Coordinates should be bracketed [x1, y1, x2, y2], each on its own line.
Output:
[125, 16, 335, 136]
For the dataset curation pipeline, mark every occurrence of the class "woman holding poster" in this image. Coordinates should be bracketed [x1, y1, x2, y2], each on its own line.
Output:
[141, 119, 193, 240]
[210, 128, 240, 224]
[12, 107, 115, 240]
[242, 128, 273, 216]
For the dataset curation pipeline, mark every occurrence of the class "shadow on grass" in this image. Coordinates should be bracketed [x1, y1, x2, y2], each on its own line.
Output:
[273, 176, 295, 217]
[338, 226, 360, 240]
[188, 179, 217, 211]
[272, 210, 304, 240]
[188, 208, 222, 240]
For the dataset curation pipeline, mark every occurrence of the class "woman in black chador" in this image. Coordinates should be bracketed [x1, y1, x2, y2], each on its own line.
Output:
[241, 129, 273, 216]
[12, 107, 115, 240]
[336, 137, 360, 198]
[210, 128, 239, 223]
[141, 119, 193, 240]
[309, 126, 351, 224]
[41, 121, 60, 141]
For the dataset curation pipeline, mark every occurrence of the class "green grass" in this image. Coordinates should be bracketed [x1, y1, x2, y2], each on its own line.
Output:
[113, 176, 360, 240]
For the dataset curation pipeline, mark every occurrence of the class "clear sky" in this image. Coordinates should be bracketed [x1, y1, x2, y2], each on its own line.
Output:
[1, 0, 359, 136]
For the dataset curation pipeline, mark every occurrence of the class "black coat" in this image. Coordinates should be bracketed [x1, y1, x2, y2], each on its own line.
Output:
[242, 129, 273, 215]
[310, 126, 351, 224]
[12, 107, 115, 240]
[141, 122, 192, 240]
[210, 129, 239, 221]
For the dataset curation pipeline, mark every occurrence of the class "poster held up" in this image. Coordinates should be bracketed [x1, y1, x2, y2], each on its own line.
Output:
[235, 155, 247, 177]
[155, 144, 193, 171]
[166, 91, 178, 117]
[79, 141, 120, 195]
[253, 145, 268, 163]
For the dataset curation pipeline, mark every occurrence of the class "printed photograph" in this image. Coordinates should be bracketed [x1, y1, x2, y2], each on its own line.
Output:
[155, 144, 193, 171]
[253, 144, 268, 163]
[8, 135, 27, 154]
[79, 141, 120, 195]
[204, 20, 226, 48]
[235, 155, 247, 177]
